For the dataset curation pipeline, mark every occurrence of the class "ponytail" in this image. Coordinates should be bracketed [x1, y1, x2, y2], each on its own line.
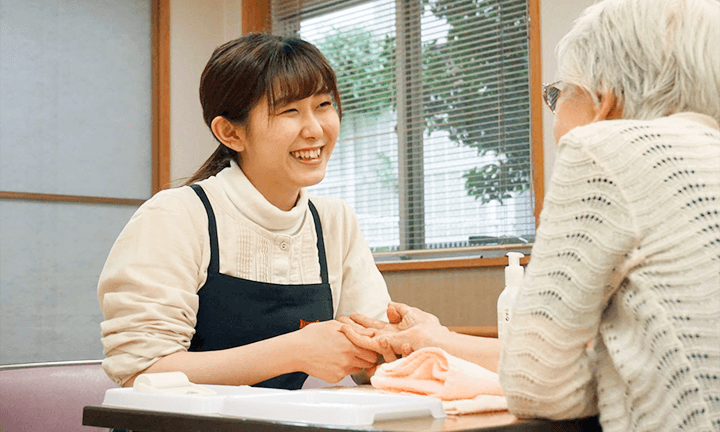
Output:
[184, 145, 238, 185]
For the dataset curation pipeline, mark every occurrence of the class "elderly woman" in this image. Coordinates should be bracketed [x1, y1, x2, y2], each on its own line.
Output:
[341, 0, 720, 430]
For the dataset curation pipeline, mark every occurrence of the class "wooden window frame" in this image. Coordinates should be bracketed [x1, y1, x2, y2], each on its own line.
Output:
[243, 0, 543, 272]
[0, 0, 171, 207]
[152, 0, 172, 194]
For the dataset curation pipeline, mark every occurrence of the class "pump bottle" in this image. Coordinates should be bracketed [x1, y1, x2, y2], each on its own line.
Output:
[497, 252, 524, 341]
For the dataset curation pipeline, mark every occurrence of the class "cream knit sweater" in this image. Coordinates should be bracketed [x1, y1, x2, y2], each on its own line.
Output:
[98, 161, 390, 385]
[499, 113, 720, 432]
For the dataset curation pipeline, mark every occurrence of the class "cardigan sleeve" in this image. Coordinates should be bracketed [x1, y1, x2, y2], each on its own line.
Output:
[498, 131, 640, 419]
[97, 188, 208, 385]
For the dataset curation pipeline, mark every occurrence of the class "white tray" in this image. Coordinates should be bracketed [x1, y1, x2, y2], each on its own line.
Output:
[220, 390, 446, 426]
[102, 385, 286, 415]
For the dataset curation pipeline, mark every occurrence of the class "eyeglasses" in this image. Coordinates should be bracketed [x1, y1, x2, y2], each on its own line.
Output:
[542, 81, 563, 114]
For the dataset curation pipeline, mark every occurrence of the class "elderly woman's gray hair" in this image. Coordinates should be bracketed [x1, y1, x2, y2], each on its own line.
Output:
[555, 0, 720, 124]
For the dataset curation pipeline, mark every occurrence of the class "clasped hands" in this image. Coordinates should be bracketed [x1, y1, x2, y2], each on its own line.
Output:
[296, 302, 448, 384]
[337, 301, 450, 364]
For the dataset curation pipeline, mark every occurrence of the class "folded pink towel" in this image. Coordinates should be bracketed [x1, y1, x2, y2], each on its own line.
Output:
[443, 395, 508, 414]
[370, 347, 504, 401]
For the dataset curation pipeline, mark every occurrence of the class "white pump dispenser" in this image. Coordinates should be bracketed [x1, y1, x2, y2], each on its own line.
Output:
[497, 252, 524, 341]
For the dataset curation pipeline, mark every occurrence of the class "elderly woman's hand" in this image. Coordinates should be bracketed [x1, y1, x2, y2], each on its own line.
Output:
[385, 302, 441, 330]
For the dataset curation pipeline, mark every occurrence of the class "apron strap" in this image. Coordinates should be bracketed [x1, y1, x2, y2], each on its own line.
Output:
[190, 184, 220, 274]
[307, 200, 329, 286]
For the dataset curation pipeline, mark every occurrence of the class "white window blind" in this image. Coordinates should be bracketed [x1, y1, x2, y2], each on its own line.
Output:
[272, 0, 535, 256]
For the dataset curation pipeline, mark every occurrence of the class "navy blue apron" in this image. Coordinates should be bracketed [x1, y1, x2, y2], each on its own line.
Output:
[187, 184, 333, 390]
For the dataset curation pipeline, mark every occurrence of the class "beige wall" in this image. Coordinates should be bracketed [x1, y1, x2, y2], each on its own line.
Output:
[382, 267, 506, 326]
[169, 0, 243, 185]
[167, 0, 599, 325]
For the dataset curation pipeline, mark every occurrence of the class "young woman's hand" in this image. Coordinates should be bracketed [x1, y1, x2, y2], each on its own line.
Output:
[293, 320, 378, 383]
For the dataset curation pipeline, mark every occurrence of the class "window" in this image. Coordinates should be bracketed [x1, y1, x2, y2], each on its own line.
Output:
[272, 0, 537, 260]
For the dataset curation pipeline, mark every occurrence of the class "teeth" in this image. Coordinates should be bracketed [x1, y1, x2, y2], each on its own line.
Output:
[292, 148, 321, 159]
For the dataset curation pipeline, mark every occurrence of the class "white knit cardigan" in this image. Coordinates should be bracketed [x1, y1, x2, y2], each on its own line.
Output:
[499, 113, 720, 432]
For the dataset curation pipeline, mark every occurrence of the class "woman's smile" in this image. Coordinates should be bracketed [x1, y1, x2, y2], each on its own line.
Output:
[290, 146, 323, 163]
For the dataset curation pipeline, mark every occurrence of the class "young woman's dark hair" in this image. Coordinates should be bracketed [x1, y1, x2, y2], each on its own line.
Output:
[185, 33, 343, 185]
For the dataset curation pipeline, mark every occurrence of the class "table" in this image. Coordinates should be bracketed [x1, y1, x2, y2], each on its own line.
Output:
[83, 405, 601, 431]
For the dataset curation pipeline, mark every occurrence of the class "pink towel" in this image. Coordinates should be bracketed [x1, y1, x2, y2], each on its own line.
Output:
[370, 347, 504, 401]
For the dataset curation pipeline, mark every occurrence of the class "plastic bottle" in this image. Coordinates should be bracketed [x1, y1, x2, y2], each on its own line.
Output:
[497, 252, 524, 341]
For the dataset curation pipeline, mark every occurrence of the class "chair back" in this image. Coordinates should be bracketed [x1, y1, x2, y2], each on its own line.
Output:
[0, 360, 116, 432]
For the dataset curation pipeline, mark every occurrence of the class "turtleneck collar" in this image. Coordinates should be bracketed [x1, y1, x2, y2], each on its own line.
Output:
[214, 160, 308, 234]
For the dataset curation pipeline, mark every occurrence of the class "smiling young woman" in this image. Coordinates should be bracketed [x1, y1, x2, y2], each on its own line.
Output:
[97, 33, 390, 391]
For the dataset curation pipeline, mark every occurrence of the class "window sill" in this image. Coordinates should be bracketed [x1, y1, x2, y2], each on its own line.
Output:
[374, 244, 531, 272]
[448, 325, 498, 338]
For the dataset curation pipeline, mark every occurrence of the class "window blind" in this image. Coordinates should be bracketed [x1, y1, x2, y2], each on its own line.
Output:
[272, 0, 535, 256]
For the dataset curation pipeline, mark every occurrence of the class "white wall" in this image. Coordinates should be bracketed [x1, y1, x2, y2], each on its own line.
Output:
[169, 0, 242, 185]
[539, 0, 597, 185]
[168, 0, 597, 191]
[0, 0, 153, 364]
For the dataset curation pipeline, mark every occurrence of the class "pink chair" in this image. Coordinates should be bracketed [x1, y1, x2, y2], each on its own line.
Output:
[0, 361, 117, 432]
